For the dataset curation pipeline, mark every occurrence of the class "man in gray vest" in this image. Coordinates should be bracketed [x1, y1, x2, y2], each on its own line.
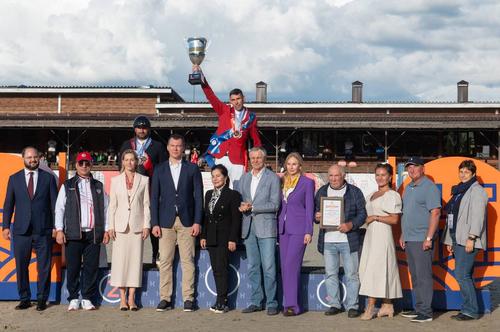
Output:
[55, 152, 109, 311]
[237, 147, 281, 315]
[399, 157, 441, 323]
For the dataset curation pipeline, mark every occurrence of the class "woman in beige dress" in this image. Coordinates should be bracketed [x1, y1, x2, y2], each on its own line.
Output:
[108, 149, 151, 311]
[359, 163, 402, 320]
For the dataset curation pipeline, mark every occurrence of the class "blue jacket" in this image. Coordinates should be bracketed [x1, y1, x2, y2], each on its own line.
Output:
[2, 169, 58, 235]
[150, 160, 203, 228]
[315, 183, 367, 254]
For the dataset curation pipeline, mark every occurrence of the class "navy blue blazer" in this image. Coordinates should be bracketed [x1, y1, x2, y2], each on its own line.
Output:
[150, 160, 203, 228]
[2, 169, 58, 236]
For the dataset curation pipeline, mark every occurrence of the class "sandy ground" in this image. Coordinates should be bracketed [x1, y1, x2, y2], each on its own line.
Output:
[0, 300, 498, 332]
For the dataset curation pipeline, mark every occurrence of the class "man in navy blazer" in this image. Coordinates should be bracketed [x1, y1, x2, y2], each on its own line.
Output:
[151, 134, 203, 312]
[2, 147, 58, 311]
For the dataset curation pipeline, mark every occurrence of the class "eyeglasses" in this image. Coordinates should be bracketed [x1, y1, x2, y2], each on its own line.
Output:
[77, 161, 91, 167]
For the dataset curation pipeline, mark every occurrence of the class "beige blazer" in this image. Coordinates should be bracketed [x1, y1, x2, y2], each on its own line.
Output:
[108, 172, 151, 233]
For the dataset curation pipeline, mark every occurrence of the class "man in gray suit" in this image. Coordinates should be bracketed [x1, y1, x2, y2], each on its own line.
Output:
[237, 147, 281, 315]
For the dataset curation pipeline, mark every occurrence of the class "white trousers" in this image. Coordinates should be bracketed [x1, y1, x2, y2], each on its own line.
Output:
[215, 156, 244, 189]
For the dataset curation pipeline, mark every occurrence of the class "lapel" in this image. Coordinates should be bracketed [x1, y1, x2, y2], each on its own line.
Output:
[214, 186, 230, 212]
[32, 169, 43, 200]
[163, 162, 176, 191]
[19, 170, 31, 200]
[177, 160, 187, 192]
[287, 175, 304, 201]
[457, 183, 473, 221]
[123, 172, 140, 204]
[241, 173, 251, 201]
[251, 169, 267, 203]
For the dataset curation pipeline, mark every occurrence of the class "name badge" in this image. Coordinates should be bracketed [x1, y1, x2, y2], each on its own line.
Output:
[447, 214, 454, 229]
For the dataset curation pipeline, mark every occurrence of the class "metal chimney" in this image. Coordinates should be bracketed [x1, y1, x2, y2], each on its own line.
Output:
[256, 81, 267, 103]
[352, 81, 363, 103]
[457, 80, 469, 103]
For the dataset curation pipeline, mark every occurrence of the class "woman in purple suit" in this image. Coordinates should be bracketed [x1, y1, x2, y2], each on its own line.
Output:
[278, 152, 315, 316]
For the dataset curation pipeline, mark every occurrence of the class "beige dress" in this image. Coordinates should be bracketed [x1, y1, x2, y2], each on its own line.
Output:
[108, 173, 151, 288]
[110, 189, 144, 287]
[359, 190, 403, 299]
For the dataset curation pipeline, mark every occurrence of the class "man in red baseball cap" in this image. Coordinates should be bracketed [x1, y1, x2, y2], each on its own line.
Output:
[55, 151, 109, 311]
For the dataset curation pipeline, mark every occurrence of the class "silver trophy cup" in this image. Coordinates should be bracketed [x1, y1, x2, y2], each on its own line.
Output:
[187, 37, 208, 85]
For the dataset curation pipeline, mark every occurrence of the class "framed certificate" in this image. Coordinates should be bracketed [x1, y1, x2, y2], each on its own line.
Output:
[320, 197, 344, 230]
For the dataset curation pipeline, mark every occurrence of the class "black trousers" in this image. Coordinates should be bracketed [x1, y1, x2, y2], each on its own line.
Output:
[65, 231, 100, 301]
[13, 233, 53, 302]
[150, 235, 159, 261]
[207, 244, 229, 305]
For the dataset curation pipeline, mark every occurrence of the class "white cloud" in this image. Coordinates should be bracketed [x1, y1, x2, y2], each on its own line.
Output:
[0, 0, 499, 101]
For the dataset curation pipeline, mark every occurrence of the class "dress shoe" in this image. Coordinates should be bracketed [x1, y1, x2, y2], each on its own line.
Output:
[242, 304, 263, 313]
[348, 309, 361, 318]
[267, 307, 279, 316]
[324, 307, 342, 316]
[36, 301, 48, 311]
[451, 313, 475, 321]
[15, 301, 31, 310]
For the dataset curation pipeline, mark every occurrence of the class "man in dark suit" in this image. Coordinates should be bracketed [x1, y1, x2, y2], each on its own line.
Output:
[119, 115, 167, 264]
[151, 134, 203, 312]
[2, 146, 58, 311]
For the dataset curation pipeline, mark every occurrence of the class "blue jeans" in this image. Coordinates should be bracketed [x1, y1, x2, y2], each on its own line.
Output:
[323, 242, 359, 310]
[244, 226, 278, 308]
[453, 243, 479, 318]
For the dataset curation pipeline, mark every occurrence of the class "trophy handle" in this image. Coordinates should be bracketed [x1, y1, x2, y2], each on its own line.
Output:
[205, 40, 211, 50]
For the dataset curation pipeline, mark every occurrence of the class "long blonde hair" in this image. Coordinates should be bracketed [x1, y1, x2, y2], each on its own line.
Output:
[282, 152, 304, 187]
[120, 149, 139, 173]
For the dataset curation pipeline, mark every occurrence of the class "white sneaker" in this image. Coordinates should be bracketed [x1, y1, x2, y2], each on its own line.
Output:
[81, 299, 95, 310]
[67, 299, 80, 311]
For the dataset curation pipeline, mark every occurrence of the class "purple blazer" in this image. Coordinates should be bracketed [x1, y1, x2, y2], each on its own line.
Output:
[278, 175, 315, 236]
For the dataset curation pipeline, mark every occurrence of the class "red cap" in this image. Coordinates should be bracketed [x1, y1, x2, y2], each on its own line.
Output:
[76, 152, 92, 163]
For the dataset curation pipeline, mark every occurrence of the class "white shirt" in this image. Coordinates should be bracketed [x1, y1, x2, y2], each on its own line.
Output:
[324, 184, 348, 243]
[250, 168, 265, 201]
[169, 159, 182, 190]
[24, 168, 38, 195]
[55, 178, 109, 231]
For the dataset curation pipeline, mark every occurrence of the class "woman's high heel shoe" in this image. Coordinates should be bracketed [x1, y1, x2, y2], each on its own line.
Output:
[377, 303, 394, 318]
[360, 303, 376, 320]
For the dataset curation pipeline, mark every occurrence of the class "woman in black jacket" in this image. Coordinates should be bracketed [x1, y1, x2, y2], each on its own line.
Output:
[201, 164, 242, 313]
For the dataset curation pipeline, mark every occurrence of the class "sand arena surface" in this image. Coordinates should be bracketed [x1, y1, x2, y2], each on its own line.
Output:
[0, 292, 498, 332]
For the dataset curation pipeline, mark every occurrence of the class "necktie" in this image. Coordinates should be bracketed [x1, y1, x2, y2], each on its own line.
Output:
[28, 172, 34, 200]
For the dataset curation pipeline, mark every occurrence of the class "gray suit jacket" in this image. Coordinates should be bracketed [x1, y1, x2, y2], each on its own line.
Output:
[442, 181, 488, 249]
[237, 168, 281, 239]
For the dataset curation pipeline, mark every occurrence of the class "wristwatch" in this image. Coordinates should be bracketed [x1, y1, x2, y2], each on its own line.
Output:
[425, 236, 432, 242]
[468, 236, 476, 241]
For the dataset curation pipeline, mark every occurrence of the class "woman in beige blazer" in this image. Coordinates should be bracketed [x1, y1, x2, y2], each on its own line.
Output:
[108, 149, 151, 311]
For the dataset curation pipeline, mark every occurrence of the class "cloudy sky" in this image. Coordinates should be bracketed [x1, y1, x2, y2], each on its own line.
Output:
[1, 0, 499, 102]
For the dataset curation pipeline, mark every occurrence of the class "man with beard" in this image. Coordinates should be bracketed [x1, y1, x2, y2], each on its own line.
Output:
[2, 146, 58, 311]
[119, 116, 167, 264]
